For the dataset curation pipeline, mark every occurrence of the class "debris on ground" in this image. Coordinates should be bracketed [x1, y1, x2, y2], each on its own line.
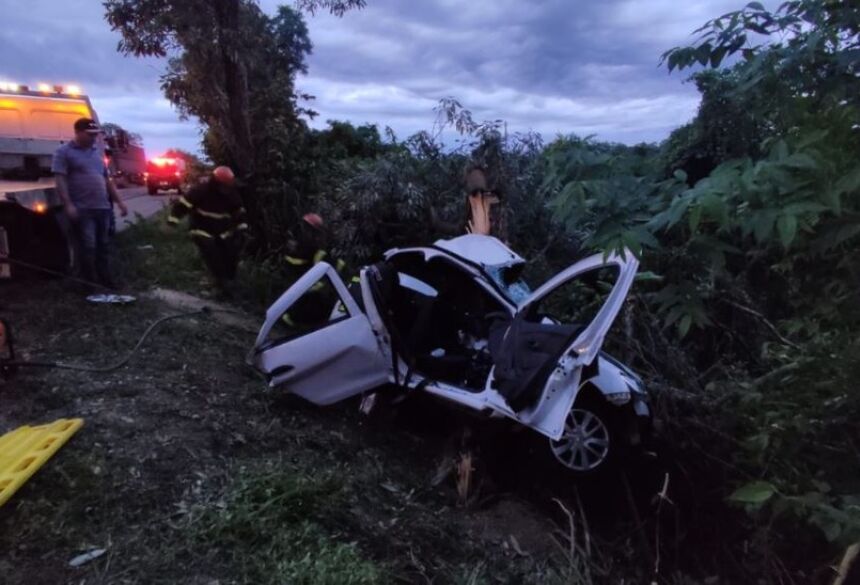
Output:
[68, 548, 106, 568]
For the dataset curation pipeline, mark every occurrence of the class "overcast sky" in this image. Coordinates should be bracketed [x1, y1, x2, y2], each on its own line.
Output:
[0, 0, 771, 157]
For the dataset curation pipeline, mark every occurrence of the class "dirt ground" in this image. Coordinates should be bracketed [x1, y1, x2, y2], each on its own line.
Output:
[0, 273, 601, 584]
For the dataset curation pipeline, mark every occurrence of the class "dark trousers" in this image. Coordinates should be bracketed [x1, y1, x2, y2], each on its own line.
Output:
[193, 234, 239, 286]
[74, 208, 113, 286]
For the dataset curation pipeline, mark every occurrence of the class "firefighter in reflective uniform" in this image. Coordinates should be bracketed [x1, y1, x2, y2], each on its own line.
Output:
[281, 213, 348, 329]
[167, 166, 248, 295]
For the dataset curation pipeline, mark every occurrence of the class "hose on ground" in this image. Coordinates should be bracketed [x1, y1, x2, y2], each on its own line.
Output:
[4, 307, 240, 373]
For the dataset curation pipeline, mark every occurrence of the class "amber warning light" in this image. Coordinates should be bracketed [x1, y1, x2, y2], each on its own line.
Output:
[0, 81, 83, 95]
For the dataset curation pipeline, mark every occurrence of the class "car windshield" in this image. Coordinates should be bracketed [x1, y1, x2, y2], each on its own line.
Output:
[484, 264, 532, 304]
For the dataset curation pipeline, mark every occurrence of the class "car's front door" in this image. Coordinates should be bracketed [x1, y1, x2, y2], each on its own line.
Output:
[493, 250, 639, 439]
[250, 263, 390, 405]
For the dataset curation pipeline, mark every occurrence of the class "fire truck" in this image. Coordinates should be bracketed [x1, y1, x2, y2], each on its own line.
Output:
[0, 82, 101, 278]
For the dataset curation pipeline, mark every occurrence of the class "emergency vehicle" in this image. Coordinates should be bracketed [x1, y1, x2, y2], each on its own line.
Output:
[0, 81, 100, 278]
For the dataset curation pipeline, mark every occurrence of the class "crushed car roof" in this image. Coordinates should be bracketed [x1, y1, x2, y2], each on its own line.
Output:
[431, 235, 525, 268]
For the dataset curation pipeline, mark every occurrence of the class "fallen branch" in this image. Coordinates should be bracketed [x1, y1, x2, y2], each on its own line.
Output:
[749, 360, 810, 391]
[721, 298, 799, 349]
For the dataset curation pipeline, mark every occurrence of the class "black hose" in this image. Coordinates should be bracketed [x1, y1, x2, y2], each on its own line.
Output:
[3, 256, 114, 291]
[5, 308, 211, 373]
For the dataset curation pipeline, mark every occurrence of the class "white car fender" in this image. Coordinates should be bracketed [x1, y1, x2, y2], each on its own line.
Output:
[583, 357, 629, 397]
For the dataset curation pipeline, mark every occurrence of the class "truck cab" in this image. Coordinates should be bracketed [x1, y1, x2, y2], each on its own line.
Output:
[0, 82, 100, 278]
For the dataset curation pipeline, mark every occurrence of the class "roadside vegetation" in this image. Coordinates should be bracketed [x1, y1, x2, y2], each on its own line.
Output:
[3, 0, 853, 583]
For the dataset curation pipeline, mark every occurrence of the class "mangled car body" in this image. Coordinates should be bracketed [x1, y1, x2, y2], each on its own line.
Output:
[250, 235, 651, 475]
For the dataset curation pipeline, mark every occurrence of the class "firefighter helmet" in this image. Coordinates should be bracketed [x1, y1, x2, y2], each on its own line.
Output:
[302, 213, 324, 230]
[213, 166, 235, 185]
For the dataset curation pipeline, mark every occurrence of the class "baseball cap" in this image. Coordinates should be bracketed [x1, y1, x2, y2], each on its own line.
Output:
[74, 118, 101, 134]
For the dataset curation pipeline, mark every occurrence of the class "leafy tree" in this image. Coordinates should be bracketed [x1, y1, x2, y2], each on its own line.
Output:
[104, 0, 313, 248]
[294, 0, 367, 16]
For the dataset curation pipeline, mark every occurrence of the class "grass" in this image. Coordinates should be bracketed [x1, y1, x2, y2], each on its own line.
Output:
[116, 210, 294, 313]
[176, 459, 600, 585]
[115, 209, 205, 292]
[184, 463, 385, 585]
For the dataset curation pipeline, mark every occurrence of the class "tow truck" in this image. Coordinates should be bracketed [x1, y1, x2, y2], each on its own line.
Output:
[0, 81, 101, 278]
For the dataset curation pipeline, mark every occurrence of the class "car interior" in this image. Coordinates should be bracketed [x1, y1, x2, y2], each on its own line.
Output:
[369, 253, 507, 390]
[365, 252, 620, 412]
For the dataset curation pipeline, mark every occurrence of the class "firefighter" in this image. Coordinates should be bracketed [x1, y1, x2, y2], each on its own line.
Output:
[167, 166, 248, 296]
[281, 213, 347, 329]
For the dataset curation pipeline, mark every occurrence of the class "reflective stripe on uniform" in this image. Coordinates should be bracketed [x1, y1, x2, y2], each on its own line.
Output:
[336, 258, 346, 272]
[195, 208, 232, 220]
[189, 229, 214, 239]
[236, 223, 249, 231]
[178, 196, 194, 209]
[281, 313, 295, 327]
[310, 281, 326, 292]
[220, 230, 233, 240]
[313, 249, 328, 264]
[285, 255, 309, 266]
[167, 215, 180, 225]
[350, 276, 361, 283]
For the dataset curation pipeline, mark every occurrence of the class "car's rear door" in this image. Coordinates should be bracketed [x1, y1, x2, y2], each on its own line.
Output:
[250, 263, 390, 405]
[506, 250, 639, 439]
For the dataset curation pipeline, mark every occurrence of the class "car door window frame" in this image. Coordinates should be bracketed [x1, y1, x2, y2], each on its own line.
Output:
[253, 262, 360, 354]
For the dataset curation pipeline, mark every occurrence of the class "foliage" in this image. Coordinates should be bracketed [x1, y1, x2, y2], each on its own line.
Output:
[531, 1, 860, 578]
[295, 0, 367, 17]
[105, 0, 314, 250]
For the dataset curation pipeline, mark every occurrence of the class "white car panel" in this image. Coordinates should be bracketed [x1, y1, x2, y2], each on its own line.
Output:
[251, 262, 390, 404]
[519, 251, 639, 367]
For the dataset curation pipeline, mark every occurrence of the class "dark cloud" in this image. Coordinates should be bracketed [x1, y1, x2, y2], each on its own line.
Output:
[288, 0, 777, 143]
[1, 0, 778, 152]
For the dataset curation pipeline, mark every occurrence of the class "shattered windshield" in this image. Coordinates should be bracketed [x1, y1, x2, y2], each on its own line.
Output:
[485, 264, 532, 304]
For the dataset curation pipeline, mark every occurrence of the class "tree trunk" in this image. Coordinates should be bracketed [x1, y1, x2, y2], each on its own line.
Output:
[216, 0, 266, 250]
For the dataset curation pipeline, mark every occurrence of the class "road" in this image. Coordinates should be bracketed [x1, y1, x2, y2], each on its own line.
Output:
[115, 186, 177, 231]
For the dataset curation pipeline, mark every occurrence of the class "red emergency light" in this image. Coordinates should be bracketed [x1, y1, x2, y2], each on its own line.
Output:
[150, 157, 177, 166]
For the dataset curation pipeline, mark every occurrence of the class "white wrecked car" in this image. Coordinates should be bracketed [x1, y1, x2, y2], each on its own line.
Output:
[250, 235, 651, 475]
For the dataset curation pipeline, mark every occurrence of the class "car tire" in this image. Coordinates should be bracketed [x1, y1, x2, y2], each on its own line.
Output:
[148, 185, 158, 196]
[548, 393, 619, 476]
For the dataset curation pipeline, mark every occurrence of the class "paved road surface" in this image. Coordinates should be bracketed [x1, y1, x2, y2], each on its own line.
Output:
[114, 186, 178, 232]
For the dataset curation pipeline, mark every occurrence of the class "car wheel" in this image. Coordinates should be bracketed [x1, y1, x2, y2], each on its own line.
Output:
[148, 185, 158, 196]
[549, 398, 616, 475]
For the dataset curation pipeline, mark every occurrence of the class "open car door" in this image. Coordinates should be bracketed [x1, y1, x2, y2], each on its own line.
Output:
[250, 263, 390, 405]
[490, 250, 639, 439]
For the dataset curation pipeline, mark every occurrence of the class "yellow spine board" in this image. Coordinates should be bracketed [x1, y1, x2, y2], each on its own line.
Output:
[0, 418, 84, 507]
